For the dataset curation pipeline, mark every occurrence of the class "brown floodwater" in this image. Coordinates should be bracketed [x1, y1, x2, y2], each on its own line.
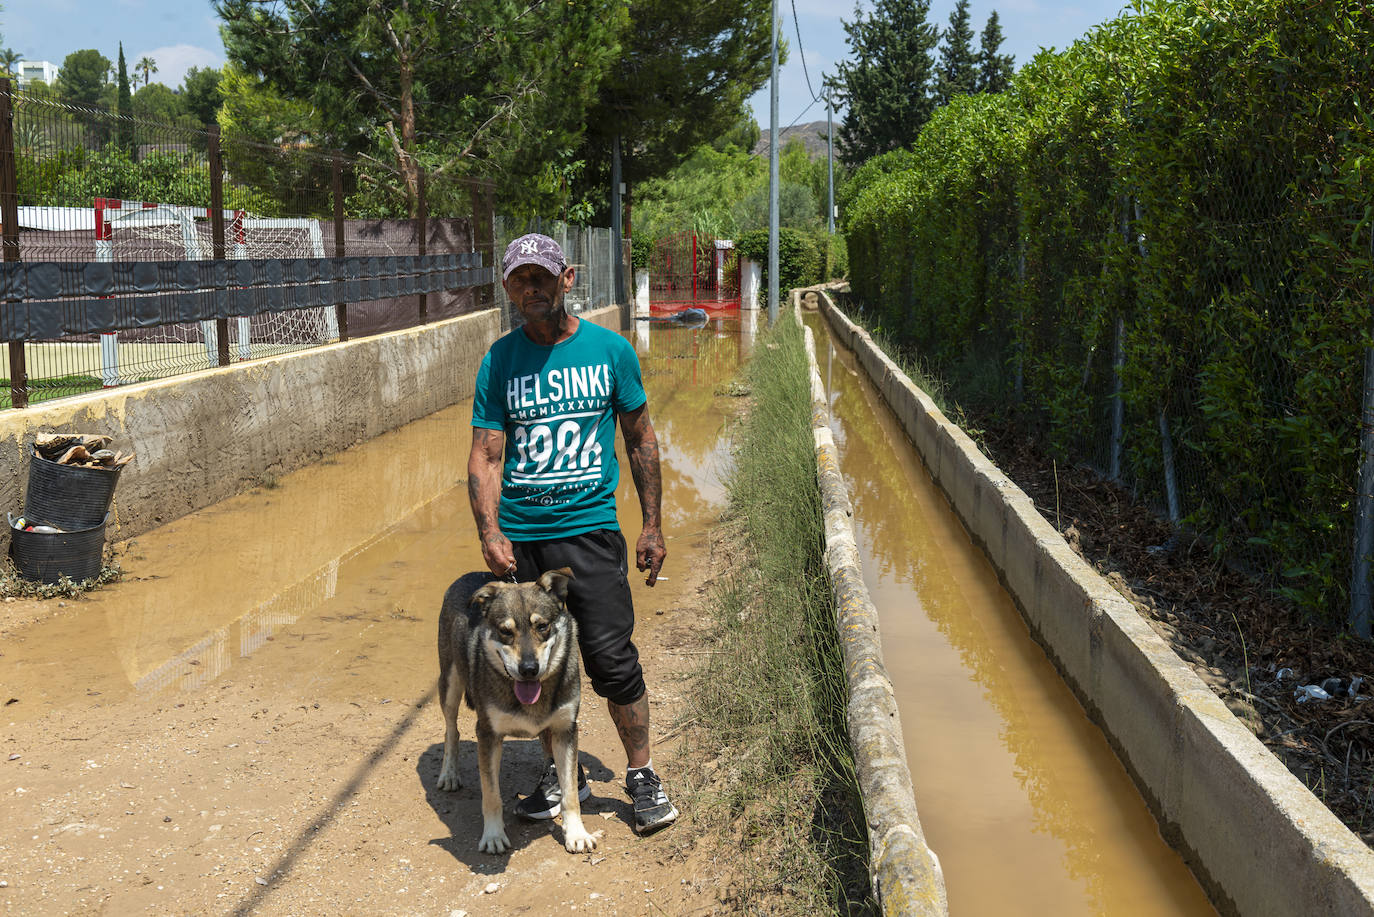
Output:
[0, 314, 746, 726]
[805, 311, 1215, 914]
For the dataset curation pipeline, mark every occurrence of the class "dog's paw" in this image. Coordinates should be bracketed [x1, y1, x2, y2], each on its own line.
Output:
[436, 768, 462, 792]
[563, 827, 600, 854]
[478, 824, 510, 854]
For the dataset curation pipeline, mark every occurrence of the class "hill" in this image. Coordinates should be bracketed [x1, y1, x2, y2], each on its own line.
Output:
[752, 120, 833, 160]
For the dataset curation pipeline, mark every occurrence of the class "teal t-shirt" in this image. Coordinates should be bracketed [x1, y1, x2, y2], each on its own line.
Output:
[472, 320, 646, 541]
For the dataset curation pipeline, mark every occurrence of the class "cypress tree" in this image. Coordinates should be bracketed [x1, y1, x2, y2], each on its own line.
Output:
[935, 0, 977, 106]
[977, 11, 1016, 93]
[116, 43, 135, 152]
[833, 0, 940, 167]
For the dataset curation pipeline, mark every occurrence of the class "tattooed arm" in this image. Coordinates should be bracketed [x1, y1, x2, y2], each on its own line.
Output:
[619, 404, 666, 586]
[468, 426, 515, 578]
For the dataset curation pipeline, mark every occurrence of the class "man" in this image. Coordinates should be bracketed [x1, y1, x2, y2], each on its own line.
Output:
[466, 232, 678, 836]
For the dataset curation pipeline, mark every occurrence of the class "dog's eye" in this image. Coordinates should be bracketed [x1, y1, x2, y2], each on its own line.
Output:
[497, 624, 515, 638]
[534, 620, 551, 635]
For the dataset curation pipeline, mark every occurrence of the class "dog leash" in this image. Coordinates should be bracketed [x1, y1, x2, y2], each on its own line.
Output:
[504, 561, 518, 584]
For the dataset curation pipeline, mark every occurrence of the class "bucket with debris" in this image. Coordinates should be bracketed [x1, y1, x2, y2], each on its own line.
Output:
[24, 433, 132, 531]
[8, 512, 108, 584]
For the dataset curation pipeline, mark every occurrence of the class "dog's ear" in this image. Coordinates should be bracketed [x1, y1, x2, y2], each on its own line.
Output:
[471, 583, 501, 607]
[537, 567, 575, 603]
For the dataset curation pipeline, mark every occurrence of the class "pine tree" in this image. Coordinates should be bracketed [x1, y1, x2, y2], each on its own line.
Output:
[833, 0, 940, 167]
[116, 44, 134, 152]
[977, 11, 1016, 93]
[574, 0, 773, 216]
[935, 0, 977, 106]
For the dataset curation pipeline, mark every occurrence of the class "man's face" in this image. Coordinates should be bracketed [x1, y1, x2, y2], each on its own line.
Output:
[504, 263, 575, 323]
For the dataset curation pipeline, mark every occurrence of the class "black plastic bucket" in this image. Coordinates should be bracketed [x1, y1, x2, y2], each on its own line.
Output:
[24, 448, 122, 530]
[9, 513, 108, 584]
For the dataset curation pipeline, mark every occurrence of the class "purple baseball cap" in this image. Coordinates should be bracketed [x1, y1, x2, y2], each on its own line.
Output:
[502, 233, 567, 281]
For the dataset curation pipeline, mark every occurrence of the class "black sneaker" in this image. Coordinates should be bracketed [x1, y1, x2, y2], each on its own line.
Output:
[515, 759, 590, 821]
[625, 765, 678, 835]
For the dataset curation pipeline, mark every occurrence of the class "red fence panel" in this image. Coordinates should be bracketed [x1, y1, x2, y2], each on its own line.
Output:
[649, 232, 740, 311]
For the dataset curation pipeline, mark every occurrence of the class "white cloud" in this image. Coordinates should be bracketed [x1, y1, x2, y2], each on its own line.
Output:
[133, 44, 225, 90]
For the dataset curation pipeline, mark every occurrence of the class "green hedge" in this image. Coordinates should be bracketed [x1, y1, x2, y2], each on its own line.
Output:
[736, 227, 847, 293]
[844, 0, 1374, 623]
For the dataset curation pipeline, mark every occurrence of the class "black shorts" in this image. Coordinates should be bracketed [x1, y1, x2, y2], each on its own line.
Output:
[511, 528, 645, 707]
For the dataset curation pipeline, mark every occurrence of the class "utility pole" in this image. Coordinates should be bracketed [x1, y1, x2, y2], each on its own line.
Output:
[611, 135, 625, 307]
[768, 0, 779, 323]
[826, 88, 835, 234]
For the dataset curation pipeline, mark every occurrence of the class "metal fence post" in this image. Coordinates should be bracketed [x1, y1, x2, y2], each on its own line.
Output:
[1111, 316, 1125, 480]
[1129, 195, 1182, 522]
[1351, 233, 1374, 637]
[332, 156, 349, 342]
[207, 125, 230, 367]
[417, 167, 428, 323]
[0, 78, 27, 408]
[1111, 196, 1132, 481]
[469, 181, 495, 311]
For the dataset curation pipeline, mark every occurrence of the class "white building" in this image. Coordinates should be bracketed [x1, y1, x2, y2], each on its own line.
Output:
[16, 60, 59, 89]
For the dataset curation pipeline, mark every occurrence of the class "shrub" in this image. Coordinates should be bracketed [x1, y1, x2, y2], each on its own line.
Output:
[736, 227, 822, 294]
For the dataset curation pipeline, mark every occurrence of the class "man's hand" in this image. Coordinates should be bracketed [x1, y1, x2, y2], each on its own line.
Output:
[620, 404, 666, 587]
[636, 527, 666, 587]
[480, 532, 517, 580]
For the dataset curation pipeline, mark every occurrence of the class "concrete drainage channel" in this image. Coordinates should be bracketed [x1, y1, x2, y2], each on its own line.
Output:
[799, 288, 1374, 915]
[798, 306, 948, 915]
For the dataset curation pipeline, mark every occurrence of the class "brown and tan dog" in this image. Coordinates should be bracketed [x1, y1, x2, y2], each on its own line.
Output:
[436, 569, 597, 854]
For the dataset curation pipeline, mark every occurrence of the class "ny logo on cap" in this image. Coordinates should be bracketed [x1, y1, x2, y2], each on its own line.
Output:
[520, 239, 539, 255]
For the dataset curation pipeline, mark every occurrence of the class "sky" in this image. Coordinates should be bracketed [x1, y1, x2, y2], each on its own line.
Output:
[4, 0, 1132, 126]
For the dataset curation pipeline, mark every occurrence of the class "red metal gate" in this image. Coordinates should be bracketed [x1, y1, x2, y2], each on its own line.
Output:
[649, 232, 740, 312]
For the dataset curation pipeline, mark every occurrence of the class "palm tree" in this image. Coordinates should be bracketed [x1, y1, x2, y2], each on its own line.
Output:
[136, 56, 157, 88]
[0, 49, 20, 80]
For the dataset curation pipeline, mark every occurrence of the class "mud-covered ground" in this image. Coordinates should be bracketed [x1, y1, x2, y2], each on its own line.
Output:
[980, 425, 1374, 848]
[0, 516, 749, 916]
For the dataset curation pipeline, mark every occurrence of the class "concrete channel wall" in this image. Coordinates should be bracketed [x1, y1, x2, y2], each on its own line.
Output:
[814, 291, 1374, 916]
[796, 299, 948, 916]
[0, 303, 623, 548]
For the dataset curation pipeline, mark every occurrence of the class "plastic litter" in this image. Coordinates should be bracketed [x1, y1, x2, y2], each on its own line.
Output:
[1295, 684, 1332, 703]
[1276, 667, 1294, 681]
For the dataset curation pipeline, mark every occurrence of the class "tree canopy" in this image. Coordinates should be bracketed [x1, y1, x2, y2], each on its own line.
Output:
[182, 67, 223, 126]
[573, 0, 774, 218]
[217, 0, 626, 217]
[977, 12, 1015, 92]
[58, 49, 111, 108]
[832, 0, 940, 166]
[935, 0, 977, 105]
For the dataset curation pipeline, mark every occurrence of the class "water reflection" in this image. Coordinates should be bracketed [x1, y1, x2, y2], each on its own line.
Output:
[805, 313, 1215, 916]
[629, 315, 749, 529]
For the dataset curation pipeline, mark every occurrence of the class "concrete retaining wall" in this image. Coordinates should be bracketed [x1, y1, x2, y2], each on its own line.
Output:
[816, 292, 1374, 916]
[796, 295, 948, 916]
[0, 302, 623, 547]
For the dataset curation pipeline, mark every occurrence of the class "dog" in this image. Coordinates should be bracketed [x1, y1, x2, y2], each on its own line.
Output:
[436, 568, 597, 854]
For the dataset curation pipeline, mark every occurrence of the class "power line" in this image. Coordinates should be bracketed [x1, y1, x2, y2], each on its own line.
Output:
[790, 0, 823, 104]
[787, 97, 819, 130]
[760, 97, 821, 157]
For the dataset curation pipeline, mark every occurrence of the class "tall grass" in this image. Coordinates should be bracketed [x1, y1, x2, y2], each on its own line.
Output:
[682, 315, 874, 914]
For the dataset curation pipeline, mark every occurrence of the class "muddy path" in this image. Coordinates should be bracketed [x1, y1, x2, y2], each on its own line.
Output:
[0, 318, 750, 916]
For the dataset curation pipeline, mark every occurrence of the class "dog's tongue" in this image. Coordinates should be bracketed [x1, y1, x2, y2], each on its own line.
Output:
[514, 680, 542, 705]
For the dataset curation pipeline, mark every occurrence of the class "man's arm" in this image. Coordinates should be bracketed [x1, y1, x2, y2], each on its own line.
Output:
[619, 404, 666, 586]
[468, 426, 515, 578]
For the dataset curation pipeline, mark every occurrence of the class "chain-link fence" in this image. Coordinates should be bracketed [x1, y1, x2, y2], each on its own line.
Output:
[2, 81, 496, 408]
